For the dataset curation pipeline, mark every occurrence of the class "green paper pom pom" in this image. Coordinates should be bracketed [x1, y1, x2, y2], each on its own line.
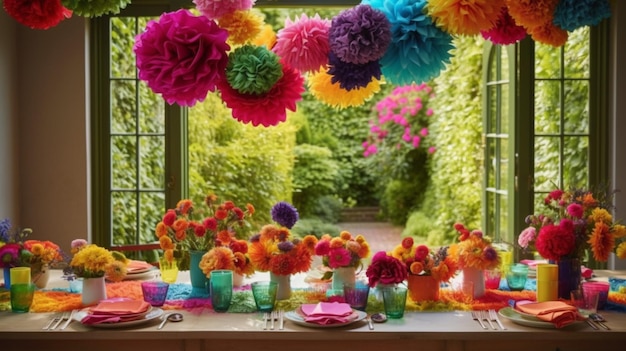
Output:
[226, 45, 283, 95]
[62, 0, 131, 17]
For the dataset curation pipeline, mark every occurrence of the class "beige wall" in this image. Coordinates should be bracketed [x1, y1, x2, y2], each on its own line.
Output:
[0, 3, 625, 262]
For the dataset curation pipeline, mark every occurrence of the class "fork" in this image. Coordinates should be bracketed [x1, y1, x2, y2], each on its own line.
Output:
[263, 312, 269, 330]
[47, 311, 70, 330]
[270, 310, 277, 330]
[471, 311, 487, 329]
[42, 313, 62, 330]
[481, 310, 496, 330]
[488, 309, 506, 330]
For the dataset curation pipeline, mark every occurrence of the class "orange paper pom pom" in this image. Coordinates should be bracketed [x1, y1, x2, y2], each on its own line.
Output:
[428, 0, 505, 35]
[218, 10, 263, 46]
[529, 21, 568, 47]
[506, 0, 559, 29]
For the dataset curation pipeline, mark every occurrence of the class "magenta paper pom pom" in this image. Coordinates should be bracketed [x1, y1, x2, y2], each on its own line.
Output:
[328, 52, 381, 91]
[134, 9, 230, 107]
[481, 7, 527, 45]
[273, 13, 331, 73]
[3, 0, 72, 30]
[218, 63, 305, 127]
[329, 4, 391, 64]
[193, 0, 255, 20]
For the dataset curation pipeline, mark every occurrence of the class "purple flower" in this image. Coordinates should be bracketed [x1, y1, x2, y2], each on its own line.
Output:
[271, 202, 299, 229]
[249, 233, 261, 243]
[365, 251, 407, 287]
[277, 240, 295, 252]
[327, 52, 381, 91]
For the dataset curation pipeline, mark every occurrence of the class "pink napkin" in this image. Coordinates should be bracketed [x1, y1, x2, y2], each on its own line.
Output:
[81, 300, 151, 325]
[300, 302, 356, 325]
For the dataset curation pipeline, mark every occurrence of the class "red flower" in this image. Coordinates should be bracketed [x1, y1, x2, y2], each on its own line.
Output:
[535, 221, 576, 261]
[3, 0, 72, 30]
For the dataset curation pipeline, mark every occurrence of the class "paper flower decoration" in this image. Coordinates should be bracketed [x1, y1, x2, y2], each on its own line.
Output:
[273, 14, 331, 73]
[505, 0, 559, 30]
[3, 0, 72, 30]
[480, 6, 527, 45]
[218, 10, 263, 46]
[218, 62, 305, 127]
[252, 24, 277, 49]
[364, 0, 454, 86]
[529, 20, 568, 47]
[61, 0, 130, 17]
[134, 9, 230, 107]
[553, 0, 611, 32]
[226, 45, 283, 95]
[308, 68, 381, 109]
[327, 52, 381, 91]
[427, 0, 504, 36]
[328, 4, 391, 65]
[193, 0, 255, 20]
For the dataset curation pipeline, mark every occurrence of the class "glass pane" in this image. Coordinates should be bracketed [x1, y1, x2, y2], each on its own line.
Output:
[139, 82, 165, 134]
[499, 137, 508, 189]
[564, 27, 590, 79]
[139, 192, 164, 245]
[111, 79, 137, 133]
[498, 193, 508, 240]
[139, 136, 165, 189]
[112, 191, 138, 246]
[111, 136, 137, 189]
[564, 80, 589, 134]
[534, 136, 560, 192]
[500, 83, 509, 133]
[563, 136, 589, 188]
[535, 42, 561, 78]
[489, 49, 498, 82]
[487, 138, 496, 188]
[500, 48, 508, 81]
[488, 85, 497, 134]
[110, 17, 137, 79]
[534, 80, 561, 134]
[533, 193, 546, 214]
[485, 190, 495, 236]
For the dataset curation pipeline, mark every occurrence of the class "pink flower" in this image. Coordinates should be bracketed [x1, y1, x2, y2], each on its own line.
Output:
[327, 247, 352, 268]
[419, 128, 429, 137]
[314, 239, 330, 256]
[426, 108, 434, 116]
[566, 203, 584, 219]
[193, 0, 254, 20]
[365, 251, 407, 287]
[518, 226, 536, 249]
[428, 146, 437, 154]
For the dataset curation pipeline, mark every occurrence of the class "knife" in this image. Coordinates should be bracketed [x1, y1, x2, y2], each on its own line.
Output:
[278, 310, 284, 330]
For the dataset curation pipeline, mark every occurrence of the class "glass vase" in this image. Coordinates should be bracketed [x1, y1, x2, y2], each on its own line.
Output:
[189, 250, 209, 292]
[557, 257, 582, 299]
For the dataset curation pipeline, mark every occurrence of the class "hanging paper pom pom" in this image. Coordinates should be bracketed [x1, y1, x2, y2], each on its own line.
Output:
[363, 0, 454, 86]
[134, 9, 230, 107]
[328, 52, 381, 91]
[218, 63, 305, 127]
[193, 0, 255, 20]
[553, 0, 611, 32]
[427, 0, 505, 36]
[273, 14, 331, 73]
[3, 0, 72, 30]
[529, 21, 568, 47]
[481, 7, 527, 45]
[226, 45, 283, 95]
[308, 68, 382, 109]
[252, 24, 277, 49]
[328, 4, 391, 65]
[505, 0, 559, 30]
[61, 0, 130, 17]
[218, 10, 263, 46]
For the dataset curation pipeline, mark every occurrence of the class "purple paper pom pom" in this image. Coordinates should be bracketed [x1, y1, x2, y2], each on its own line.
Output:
[328, 4, 391, 65]
[328, 52, 381, 91]
[553, 0, 611, 32]
[271, 202, 299, 229]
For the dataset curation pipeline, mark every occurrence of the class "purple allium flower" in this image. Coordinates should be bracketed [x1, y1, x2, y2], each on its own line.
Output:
[249, 233, 261, 243]
[277, 240, 295, 252]
[271, 201, 299, 229]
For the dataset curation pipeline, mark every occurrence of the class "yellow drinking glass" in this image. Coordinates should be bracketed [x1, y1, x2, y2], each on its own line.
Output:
[159, 256, 179, 284]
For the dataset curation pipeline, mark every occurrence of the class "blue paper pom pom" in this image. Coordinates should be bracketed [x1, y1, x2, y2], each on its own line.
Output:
[328, 52, 381, 91]
[363, 0, 454, 85]
[553, 0, 611, 32]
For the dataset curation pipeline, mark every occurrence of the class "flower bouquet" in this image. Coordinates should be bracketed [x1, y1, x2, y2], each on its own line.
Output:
[365, 251, 407, 288]
[199, 232, 254, 280]
[69, 243, 129, 282]
[0, 218, 32, 270]
[314, 231, 371, 290]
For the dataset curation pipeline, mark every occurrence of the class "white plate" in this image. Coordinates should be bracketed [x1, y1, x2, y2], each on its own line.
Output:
[74, 307, 164, 328]
[498, 307, 583, 329]
[123, 269, 159, 281]
[284, 310, 367, 328]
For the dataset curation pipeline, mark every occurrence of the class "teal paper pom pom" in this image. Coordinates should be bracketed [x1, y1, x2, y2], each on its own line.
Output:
[226, 45, 284, 95]
[553, 0, 611, 32]
[62, 0, 130, 17]
[363, 0, 454, 85]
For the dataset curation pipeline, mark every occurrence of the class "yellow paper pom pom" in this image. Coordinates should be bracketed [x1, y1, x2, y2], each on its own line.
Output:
[218, 10, 263, 46]
[529, 21, 568, 47]
[252, 24, 277, 49]
[308, 69, 381, 109]
[428, 0, 505, 35]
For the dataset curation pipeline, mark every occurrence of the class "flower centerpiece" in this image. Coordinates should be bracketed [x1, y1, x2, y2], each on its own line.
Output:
[314, 230, 371, 290]
[199, 231, 254, 286]
[0, 218, 32, 288]
[390, 237, 456, 302]
[518, 187, 626, 298]
[248, 202, 318, 299]
[22, 239, 63, 288]
[449, 223, 500, 298]
[365, 251, 407, 288]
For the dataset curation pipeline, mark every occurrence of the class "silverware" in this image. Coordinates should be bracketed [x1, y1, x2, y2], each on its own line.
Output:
[48, 311, 69, 330]
[366, 315, 374, 330]
[489, 309, 506, 330]
[263, 312, 269, 330]
[42, 314, 61, 330]
[278, 310, 284, 330]
[270, 310, 276, 330]
[60, 310, 76, 330]
[471, 311, 487, 329]
[481, 310, 496, 330]
[586, 318, 599, 330]
[590, 313, 610, 330]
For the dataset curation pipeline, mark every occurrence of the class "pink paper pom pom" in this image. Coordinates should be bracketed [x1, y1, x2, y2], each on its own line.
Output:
[193, 0, 255, 20]
[3, 0, 72, 30]
[134, 9, 230, 107]
[218, 63, 305, 127]
[273, 14, 331, 73]
[481, 7, 527, 45]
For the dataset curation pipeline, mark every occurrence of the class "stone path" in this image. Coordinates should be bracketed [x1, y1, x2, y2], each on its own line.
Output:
[336, 222, 404, 255]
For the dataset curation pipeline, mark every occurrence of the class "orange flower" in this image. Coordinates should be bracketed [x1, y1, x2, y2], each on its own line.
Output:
[588, 222, 614, 262]
[159, 236, 175, 250]
[176, 199, 193, 215]
[155, 222, 168, 237]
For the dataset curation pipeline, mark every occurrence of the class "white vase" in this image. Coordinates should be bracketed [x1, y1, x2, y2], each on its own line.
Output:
[462, 267, 485, 298]
[31, 263, 50, 289]
[82, 276, 107, 306]
[332, 266, 356, 292]
[269, 272, 292, 300]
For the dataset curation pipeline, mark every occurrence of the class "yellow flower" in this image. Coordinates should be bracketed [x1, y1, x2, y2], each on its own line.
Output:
[613, 224, 626, 238]
[106, 260, 127, 282]
[589, 208, 612, 224]
[616, 242, 626, 259]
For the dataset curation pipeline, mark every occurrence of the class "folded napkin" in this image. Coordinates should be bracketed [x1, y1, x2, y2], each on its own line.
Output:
[81, 300, 151, 325]
[300, 302, 356, 325]
[515, 301, 583, 328]
[126, 260, 154, 273]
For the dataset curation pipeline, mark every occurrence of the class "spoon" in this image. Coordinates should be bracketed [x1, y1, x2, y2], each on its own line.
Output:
[157, 312, 184, 330]
[370, 313, 387, 323]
